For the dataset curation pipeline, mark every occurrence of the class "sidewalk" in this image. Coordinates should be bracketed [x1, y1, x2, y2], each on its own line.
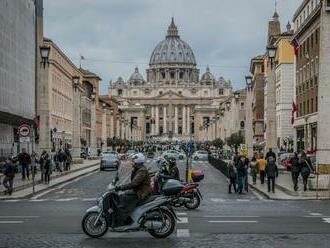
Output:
[250, 171, 330, 200]
[0, 159, 100, 200]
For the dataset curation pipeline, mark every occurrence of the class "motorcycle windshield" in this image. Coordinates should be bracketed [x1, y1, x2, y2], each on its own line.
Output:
[115, 160, 133, 186]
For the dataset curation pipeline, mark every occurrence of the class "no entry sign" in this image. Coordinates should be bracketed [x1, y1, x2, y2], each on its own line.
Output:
[18, 124, 31, 137]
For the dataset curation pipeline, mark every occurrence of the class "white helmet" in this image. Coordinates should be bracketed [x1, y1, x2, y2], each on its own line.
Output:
[132, 153, 145, 164]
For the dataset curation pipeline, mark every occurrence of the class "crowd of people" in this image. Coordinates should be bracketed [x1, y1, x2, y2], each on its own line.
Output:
[227, 148, 314, 194]
[1, 148, 72, 195]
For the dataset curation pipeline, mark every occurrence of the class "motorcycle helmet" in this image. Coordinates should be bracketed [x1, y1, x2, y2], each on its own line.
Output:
[132, 153, 145, 164]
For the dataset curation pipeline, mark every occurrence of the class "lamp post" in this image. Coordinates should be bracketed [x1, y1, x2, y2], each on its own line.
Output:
[72, 76, 80, 91]
[267, 45, 276, 69]
[40, 45, 50, 68]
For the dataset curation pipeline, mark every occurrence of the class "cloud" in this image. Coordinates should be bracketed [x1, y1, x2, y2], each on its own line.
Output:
[44, 0, 301, 93]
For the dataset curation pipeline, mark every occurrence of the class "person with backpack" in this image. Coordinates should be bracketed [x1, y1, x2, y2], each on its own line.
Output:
[299, 151, 313, 191]
[265, 156, 278, 193]
[227, 161, 237, 194]
[2, 157, 16, 195]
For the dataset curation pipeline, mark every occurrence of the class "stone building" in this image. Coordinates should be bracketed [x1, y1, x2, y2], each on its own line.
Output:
[108, 18, 232, 142]
[0, 0, 39, 156]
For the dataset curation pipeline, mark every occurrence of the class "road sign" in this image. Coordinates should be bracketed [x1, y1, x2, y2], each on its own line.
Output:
[19, 137, 31, 143]
[18, 124, 31, 137]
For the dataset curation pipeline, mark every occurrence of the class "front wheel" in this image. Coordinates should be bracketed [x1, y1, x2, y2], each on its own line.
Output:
[82, 211, 108, 238]
[148, 208, 176, 239]
[184, 191, 201, 210]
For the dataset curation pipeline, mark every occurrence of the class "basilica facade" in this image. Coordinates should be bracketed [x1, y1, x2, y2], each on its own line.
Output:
[108, 18, 232, 142]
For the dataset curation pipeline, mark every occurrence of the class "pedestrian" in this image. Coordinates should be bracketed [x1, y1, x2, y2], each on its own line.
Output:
[30, 151, 38, 179]
[57, 149, 66, 172]
[64, 148, 72, 171]
[18, 148, 31, 180]
[39, 150, 47, 183]
[290, 152, 300, 191]
[257, 153, 266, 184]
[2, 157, 16, 195]
[233, 152, 240, 167]
[265, 156, 278, 193]
[227, 161, 237, 194]
[43, 152, 51, 184]
[249, 156, 259, 185]
[266, 148, 276, 162]
[298, 151, 313, 191]
[236, 156, 247, 194]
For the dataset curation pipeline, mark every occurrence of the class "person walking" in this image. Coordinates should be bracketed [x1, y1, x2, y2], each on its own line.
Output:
[290, 152, 300, 191]
[257, 153, 266, 184]
[39, 150, 47, 183]
[249, 156, 259, 185]
[227, 161, 237, 194]
[43, 152, 51, 184]
[299, 151, 313, 191]
[64, 148, 72, 171]
[265, 156, 278, 193]
[2, 157, 16, 195]
[30, 151, 38, 180]
[18, 148, 31, 180]
[236, 156, 247, 194]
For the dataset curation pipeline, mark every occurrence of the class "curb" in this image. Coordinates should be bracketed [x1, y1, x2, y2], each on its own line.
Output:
[0, 163, 100, 200]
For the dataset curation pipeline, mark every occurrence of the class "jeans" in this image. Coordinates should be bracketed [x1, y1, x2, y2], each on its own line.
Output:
[302, 175, 309, 191]
[21, 164, 29, 179]
[3, 175, 14, 193]
[268, 176, 275, 192]
[291, 171, 299, 190]
[228, 178, 237, 193]
[237, 176, 245, 193]
[251, 169, 257, 184]
[260, 170, 265, 184]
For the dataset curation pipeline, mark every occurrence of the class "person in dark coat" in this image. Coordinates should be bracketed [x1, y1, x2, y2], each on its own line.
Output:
[266, 148, 276, 162]
[43, 153, 51, 184]
[236, 156, 247, 194]
[2, 157, 16, 195]
[290, 152, 300, 191]
[227, 161, 237, 194]
[265, 156, 278, 193]
[64, 148, 72, 171]
[18, 148, 31, 180]
[298, 151, 313, 191]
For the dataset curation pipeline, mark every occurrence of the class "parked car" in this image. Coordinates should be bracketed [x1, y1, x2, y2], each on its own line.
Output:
[192, 150, 209, 161]
[162, 150, 185, 160]
[100, 154, 120, 171]
[101, 151, 118, 158]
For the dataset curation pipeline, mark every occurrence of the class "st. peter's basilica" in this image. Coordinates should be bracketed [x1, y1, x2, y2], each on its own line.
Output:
[108, 18, 233, 142]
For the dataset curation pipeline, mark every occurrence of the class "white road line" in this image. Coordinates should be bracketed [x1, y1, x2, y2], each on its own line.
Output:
[54, 197, 78, 202]
[177, 229, 190, 238]
[236, 199, 250, 202]
[210, 198, 226, 202]
[29, 199, 46, 202]
[310, 213, 322, 216]
[82, 198, 97, 202]
[208, 220, 258, 223]
[2, 200, 20, 202]
[177, 212, 187, 216]
[0, 221, 24, 224]
[204, 216, 259, 218]
[322, 218, 330, 224]
[177, 217, 188, 224]
[0, 216, 39, 218]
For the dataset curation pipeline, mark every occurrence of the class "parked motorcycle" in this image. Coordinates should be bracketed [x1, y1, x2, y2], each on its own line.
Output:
[81, 180, 181, 239]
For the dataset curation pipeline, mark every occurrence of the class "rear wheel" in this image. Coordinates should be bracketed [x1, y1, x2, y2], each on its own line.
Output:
[184, 191, 201, 210]
[194, 156, 199, 161]
[82, 212, 108, 238]
[179, 155, 184, 160]
[148, 208, 176, 239]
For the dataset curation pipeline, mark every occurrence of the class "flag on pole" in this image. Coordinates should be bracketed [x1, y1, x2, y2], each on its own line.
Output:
[291, 102, 297, 125]
[291, 38, 300, 57]
[33, 115, 40, 128]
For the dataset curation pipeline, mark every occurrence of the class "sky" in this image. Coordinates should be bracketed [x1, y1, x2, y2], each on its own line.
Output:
[43, 0, 301, 93]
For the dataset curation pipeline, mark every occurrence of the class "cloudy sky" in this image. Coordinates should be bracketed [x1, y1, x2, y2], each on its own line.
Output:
[44, 0, 301, 93]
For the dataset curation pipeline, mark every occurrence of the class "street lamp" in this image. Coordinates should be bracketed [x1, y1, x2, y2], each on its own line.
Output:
[267, 45, 277, 70]
[245, 74, 253, 89]
[72, 76, 80, 91]
[40, 45, 50, 68]
[102, 103, 107, 111]
[91, 90, 96, 101]
[234, 91, 240, 101]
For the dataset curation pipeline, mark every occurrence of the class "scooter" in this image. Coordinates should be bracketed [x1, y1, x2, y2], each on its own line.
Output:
[81, 181, 181, 239]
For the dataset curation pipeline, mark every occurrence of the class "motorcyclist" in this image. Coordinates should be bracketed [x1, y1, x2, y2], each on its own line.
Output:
[114, 153, 151, 224]
[163, 157, 180, 181]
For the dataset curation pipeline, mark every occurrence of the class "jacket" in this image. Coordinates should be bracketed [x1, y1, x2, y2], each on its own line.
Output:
[265, 161, 278, 178]
[3, 161, 16, 177]
[119, 165, 151, 202]
[300, 158, 312, 177]
[18, 152, 31, 166]
[266, 151, 276, 162]
[236, 160, 247, 177]
[258, 159, 266, 171]
[290, 157, 300, 173]
[228, 165, 237, 179]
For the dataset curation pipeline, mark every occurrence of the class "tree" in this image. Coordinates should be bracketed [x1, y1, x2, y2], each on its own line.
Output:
[226, 132, 244, 151]
[212, 138, 224, 149]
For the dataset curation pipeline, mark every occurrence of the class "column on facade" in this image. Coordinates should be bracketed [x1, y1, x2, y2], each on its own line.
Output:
[72, 87, 81, 158]
[151, 106, 155, 135]
[174, 105, 178, 135]
[116, 118, 120, 138]
[109, 113, 114, 138]
[101, 110, 107, 151]
[155, 106, 159, 135]
[182, 105, 186, 135]
[90, 101, 97, 156]
[163, 105, 167, 133]
[187, 106, 190, 135]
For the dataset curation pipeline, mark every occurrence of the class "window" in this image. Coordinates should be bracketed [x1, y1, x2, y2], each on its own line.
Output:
[178, 91, 182, 95]
[218, 89, 224, 95]
[204, 90, 208, 95]
[240, 102, 245, 110]
[179, 72, 184, 79]
[161, 72, 166, 79]
[118, 89, 123, 96]
[170, 72, 175, 79]
[133, 90, 137, 96]
[240, 121, 245, 129]
[303, 101, 306, 116]
[327, 0, 330, 8]
[311, 98, 314, 112]
[307, 100, 310, 114]
[316, 97, 318, 112]
[159, 91, 163, 95]
[315, 29, 319, 44]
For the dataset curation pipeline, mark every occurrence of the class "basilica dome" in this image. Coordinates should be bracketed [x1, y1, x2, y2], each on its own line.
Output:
[201, 66, 215, 81]
[149, 18, 196, 66]
[129, 67, 144, 82]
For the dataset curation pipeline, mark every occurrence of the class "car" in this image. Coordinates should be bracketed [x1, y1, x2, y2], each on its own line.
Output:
[101, 151, 118, 158]
[192, 150, 209, 161]
[100, 154, 120, 171]
[162, 150, 186, 160]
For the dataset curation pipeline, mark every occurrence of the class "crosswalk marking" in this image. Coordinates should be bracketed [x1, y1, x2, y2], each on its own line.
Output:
[177, 212, 187, 216]
[54, 197, 78, 201]
[208, 220, 258, 223]
[0, 221, 24, 224]
[177, 229, 190, 238]
[0, 216, 39, 219]
[322, 218, 330, 224]
[177, 217, 188, 224]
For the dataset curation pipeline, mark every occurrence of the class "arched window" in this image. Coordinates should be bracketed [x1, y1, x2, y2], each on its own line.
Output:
[240, 121, 245, 129]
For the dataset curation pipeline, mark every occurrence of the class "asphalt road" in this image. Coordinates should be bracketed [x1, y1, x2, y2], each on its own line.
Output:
[0, 157, 330, 248]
